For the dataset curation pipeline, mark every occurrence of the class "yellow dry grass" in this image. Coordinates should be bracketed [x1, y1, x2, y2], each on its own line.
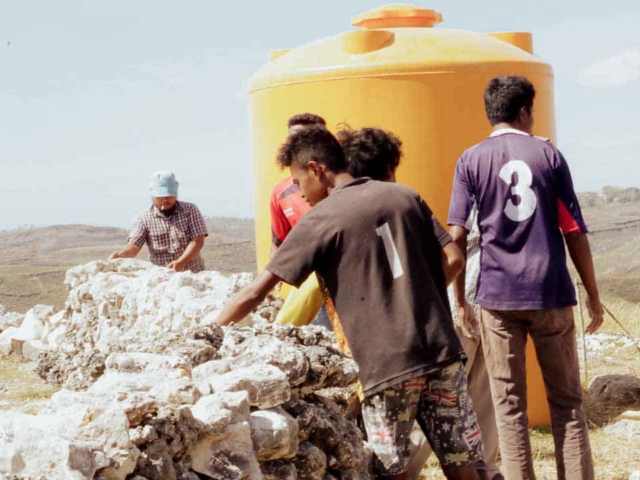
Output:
[420, 297, 640, 479]
[0, 356, 59, 413]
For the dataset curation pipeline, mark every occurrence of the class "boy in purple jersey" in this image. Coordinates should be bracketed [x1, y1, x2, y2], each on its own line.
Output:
[217, 127, 489, 480]
[448, 75, 604, 480]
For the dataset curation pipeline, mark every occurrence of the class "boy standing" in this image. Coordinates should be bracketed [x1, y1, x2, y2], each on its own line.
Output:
[217, 127, 485, 480]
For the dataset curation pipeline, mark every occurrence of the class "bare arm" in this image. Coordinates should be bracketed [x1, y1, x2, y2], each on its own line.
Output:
[441, 241, 464, 287]
[564, 232, 603, 333]
[169, 235, 206, 271]
[215, 270, 282, 326]
[110, 243, 142, 260]
[449, 226, 468, 304]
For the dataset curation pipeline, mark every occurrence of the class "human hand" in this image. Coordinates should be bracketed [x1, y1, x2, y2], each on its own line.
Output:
[168, 260, 186, 272]
[109, 251, 120, 260]
[456, 301, 480, 341]
[585, 296, 604, 334]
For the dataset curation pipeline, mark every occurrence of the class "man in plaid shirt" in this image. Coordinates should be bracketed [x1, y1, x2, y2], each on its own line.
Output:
[110, 171, 208, 272]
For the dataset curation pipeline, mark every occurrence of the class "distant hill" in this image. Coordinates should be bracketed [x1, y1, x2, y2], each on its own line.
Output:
[1, 201, 639, 313]
[0, 218, 255, 312]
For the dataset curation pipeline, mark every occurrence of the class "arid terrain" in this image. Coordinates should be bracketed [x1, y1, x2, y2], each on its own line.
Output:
[1, 202, 639, 479]
[0, 217, 255, 312]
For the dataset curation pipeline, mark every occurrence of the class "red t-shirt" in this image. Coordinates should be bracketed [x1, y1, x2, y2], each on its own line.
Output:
[270, 177, 312, 246]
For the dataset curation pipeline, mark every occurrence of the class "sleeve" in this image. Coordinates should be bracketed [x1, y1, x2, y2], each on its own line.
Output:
[270, 188, 291, 247]
[128, 215, 147, 247]
[188, 205, 209, 239]
[274, 274, 324, 327]
[266, 214, 324, 288]
[420, 197, 452, 248]
[447, 156, 475, 229]
[553, 150, 588, 234]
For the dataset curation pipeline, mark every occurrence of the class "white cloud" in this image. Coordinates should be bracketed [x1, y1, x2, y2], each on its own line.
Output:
[579, 47, 640, 88]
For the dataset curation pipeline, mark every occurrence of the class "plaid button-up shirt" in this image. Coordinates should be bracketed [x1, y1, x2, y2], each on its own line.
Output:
[447, 206, 481, 338]
[129, 201, 208, 272]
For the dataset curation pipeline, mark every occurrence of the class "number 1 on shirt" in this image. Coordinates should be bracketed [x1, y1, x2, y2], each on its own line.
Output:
[376, 223, 405, 279]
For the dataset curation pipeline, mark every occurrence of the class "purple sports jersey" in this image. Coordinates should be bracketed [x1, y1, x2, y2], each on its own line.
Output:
[448, 129, 588, 310]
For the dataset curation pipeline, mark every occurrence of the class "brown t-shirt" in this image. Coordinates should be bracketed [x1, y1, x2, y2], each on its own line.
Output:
[267, 178, 464, 396]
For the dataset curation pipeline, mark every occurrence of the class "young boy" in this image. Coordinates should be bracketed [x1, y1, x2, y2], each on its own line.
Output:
[216, 127, 485, 480]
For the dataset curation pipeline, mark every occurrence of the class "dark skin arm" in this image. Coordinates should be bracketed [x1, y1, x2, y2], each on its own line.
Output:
[215, 270, 282, 326]
[441, 241, 464, 287]
[564, 232, 603, 334]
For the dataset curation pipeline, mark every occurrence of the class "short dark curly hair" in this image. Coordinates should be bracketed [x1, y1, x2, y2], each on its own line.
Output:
[337, 126, 402, 181]
[484, 75, 536, 126]
[287, 113, 326, 129]
[277, 126, 347, 172]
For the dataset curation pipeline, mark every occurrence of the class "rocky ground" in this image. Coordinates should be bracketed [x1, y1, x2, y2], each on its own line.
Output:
[1, 257, 639, 479]
[0, 260, 370, 480]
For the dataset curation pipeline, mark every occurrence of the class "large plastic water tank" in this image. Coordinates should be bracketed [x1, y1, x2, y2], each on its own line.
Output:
[248, 3, 554, 426]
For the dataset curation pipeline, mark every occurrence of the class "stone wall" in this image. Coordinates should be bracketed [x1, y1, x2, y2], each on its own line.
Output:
[0, 260, 371, 479]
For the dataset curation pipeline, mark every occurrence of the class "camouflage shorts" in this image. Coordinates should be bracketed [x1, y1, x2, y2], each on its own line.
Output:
[361, 362, 485, 475]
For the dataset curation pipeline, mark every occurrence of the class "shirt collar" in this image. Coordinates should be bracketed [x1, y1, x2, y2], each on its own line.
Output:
[489, 128, 531, 138]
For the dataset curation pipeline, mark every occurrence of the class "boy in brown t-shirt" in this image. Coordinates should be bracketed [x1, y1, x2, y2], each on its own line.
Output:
[216, 127, 486, 480]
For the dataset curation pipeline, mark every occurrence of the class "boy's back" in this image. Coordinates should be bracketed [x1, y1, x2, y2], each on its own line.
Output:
[267, 178, 463, 395]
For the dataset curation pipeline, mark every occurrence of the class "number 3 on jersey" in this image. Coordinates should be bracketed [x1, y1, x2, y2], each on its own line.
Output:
[376, 223, 405, 279]
[499, 160, 537, 222]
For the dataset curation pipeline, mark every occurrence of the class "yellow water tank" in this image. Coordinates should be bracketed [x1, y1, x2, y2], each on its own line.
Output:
[248, 3, 553, 427]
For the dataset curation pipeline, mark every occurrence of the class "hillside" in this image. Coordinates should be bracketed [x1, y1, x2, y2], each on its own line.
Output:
[0, 217, 255, 312]
[0, 202, 639, 312]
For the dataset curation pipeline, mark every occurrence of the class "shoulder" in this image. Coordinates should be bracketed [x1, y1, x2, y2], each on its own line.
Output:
[271, 178, 294, 199]
[178, 201, 201, 213]
[457, 140, 490, 165]
[133, 208, 153, 229]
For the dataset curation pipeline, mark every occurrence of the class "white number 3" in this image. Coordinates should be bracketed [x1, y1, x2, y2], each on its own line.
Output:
[376, 223, 405, 279]
[499, 160, 537, 222]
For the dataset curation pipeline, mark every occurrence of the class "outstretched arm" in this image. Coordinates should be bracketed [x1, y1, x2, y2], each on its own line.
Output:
[564, 232, 603, 334]
[215, 270, 282, 326]
[110, 243, 142, 260]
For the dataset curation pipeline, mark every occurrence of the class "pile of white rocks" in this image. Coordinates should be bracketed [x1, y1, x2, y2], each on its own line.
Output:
[0, 260, 371, 480]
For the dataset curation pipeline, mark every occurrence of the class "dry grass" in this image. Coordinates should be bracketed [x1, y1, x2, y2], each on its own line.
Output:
[420, 426, 640, 479]
[420, 297, 640, 479]
[0, 356, 59, 413]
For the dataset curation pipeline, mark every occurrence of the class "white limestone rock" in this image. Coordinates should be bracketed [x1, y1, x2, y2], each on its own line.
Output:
[249, 407, 299, 461]
[105, 352, 191, 377]
[0, 305, 23, 333]
[149, 378, 202, 405]
[191, 391, 251, 435]
[0, 406, 138, 480]
[208, 364, 291, 409]
[188, 421, 262, 480]
[219, 334, 310, 386]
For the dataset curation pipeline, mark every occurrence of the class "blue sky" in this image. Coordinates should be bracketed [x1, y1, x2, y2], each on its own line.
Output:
[1, 0, 639, 230]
